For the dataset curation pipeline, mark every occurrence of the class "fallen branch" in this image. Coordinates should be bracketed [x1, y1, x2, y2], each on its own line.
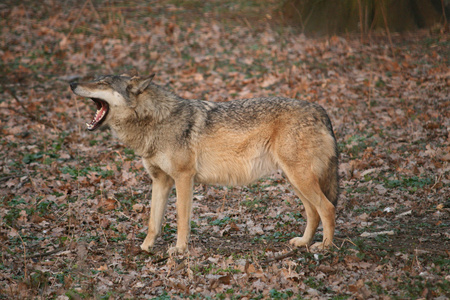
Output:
[360, 230, 395, 238]
[260, 249, 300, 264]
[4, 87, 62, 131]
[27, 246, 68, 259]
[0, 175, 17, 182]
[153, 256, 170, 264]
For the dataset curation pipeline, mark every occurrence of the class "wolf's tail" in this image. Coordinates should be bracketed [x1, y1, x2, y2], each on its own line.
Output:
[321, 153, 339, 206]
[320, 123, 339, 207]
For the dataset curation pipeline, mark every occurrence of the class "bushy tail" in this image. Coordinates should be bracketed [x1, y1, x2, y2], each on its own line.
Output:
[320, 123, 339, 207]
[320, 152, 339, 206]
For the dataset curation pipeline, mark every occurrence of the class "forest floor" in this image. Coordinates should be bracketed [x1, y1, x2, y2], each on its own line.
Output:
[0, 1, 449, 299]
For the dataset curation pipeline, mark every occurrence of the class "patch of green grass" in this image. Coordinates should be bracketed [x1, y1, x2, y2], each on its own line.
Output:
[61, 165, 114, 179]
[269, 288, 294, 299]
[22, 152, 44, 164]
[331, 295, 351, 300]
[366, 281, 388, 296]
[98, 291, 114, 300]
[28, 269, 51, 290]
[241, 198, 265, 212]
[382, 175, 433, 193]
[148, 291, 172, 299]
[35, 199, 61, 215]
[21, 131, 69, 165]
[254, 231, 297, 243]
[352, 206, 378, 215]
[352, 237, 370, 251]
[162, 223, 177, 241]
[432, 256, 450, 272]
[422, 36, 450, 48]
[396, 275, 449, 298]
[123, 147, 135, 158]
[304, 276, 324, 289]
[213, 267, 241, 275]
[209, 216, 237, 226]
[373, 234, 391, 244]
[285, 211, 304, 221]
[109, 232, 127, 242]
[191, 220, 199, 234]
[340, 133, 377, 158]
[113, 192, 145, 211]
[3, 196, 33, 226]
[192, 263, 216, 275]
[66, 288, 89, 299]
[375, 78, 386, 87]
[346, 185, 369, 194]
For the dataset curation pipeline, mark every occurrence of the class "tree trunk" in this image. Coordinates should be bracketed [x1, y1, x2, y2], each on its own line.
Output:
[282, 0, 448, 35]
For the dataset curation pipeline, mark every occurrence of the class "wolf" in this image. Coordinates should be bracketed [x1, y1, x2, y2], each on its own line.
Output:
[70, 74, 339, 254]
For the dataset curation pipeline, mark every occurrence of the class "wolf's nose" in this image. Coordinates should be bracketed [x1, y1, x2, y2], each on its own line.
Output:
[70, 82, 78, 91]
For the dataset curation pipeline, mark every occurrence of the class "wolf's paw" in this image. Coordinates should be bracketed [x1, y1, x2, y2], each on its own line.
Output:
[168, 245, 189, 256]
[140, 242, 154, 252]
[289, 237, 311, 248]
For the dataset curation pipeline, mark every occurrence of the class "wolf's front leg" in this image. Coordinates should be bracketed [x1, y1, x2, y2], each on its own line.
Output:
[168, 174, 194, 255]
[140, 173, 174, 252]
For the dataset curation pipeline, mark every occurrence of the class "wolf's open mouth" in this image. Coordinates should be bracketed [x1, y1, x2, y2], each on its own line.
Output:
[86, 98, 109, 131]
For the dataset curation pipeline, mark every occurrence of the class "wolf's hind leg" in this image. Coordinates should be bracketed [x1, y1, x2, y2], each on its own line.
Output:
[140, 172, 173, 252]
[283, 167, 336, 250]
[288, 189, 320, 247]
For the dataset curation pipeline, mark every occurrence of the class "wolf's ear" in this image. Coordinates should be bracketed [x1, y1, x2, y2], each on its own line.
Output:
[129, 74, 155, 94]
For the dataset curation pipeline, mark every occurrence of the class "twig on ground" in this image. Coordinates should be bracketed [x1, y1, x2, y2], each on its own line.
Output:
[341, 238, 358, 248]
[430, 172, 444, 190]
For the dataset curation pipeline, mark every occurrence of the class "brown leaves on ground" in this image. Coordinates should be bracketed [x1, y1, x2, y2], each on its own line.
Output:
[0, 1, 449, 299]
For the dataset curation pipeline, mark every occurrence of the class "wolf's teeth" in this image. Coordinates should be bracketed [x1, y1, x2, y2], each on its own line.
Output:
[94, 109, 106, 121]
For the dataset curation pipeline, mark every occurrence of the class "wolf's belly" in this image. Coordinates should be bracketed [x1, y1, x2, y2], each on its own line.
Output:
[194, 151, 279, 186]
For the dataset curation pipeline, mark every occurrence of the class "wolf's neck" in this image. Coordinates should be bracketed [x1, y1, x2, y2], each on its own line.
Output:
[111, 117, 157, 158]
[110, 84, 181, 157]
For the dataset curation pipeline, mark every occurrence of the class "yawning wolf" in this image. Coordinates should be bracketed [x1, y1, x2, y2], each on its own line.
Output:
[70, 74, 339, 254]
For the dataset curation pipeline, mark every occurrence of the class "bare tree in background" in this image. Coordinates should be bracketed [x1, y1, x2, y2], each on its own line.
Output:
[283, 0, 449, 36]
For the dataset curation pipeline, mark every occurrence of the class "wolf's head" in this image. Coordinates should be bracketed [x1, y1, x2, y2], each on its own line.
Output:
[70, 74, 155, 131]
